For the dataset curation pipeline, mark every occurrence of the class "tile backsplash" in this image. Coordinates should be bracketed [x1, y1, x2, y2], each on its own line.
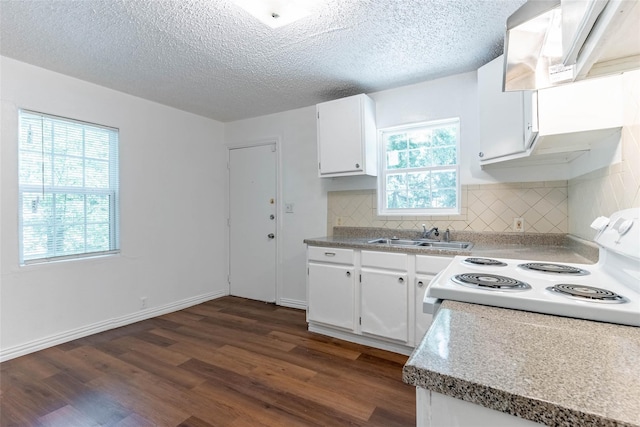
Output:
[327, 181, 568, 235]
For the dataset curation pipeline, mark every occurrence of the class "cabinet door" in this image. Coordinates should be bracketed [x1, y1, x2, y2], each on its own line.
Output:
[415, 275, 434, 344]
[537, 74, 623, 135]
[478, 55, 533, 161]
[308, 263, 355, 330]
[361, 269, 408, 342]
[317, 95, 364, 175]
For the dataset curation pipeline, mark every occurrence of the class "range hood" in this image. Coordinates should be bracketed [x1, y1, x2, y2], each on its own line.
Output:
[504, 0, 640, 91]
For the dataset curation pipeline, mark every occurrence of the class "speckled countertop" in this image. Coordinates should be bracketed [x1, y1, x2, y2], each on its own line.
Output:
[403, 301, 640, 427]
[304, 227, 599, 263]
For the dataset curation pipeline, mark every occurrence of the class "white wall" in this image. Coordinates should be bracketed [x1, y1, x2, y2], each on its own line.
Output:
[0, 57, 228, 360]
[224, 107, 327, 306]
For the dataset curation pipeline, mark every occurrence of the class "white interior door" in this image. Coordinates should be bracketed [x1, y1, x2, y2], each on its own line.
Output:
[229, 144, 277, 302]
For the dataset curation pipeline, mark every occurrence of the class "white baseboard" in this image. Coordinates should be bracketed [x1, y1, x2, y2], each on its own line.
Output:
[0, 290, 227, 362]
[278, 298, 306, 310]
[308, 322, 414, 356]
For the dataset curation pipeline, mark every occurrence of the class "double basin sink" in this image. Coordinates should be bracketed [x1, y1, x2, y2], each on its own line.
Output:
[367, 238, 473, 250]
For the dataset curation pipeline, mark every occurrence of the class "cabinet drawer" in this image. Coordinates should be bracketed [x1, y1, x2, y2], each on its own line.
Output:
[416, 255, 453, 274]
[308, 246, 354, 264]
[361, 250, 407, 271]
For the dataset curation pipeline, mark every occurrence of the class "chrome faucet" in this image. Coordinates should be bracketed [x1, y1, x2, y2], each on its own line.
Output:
[443, 228, 451, 242]
[421, 224, 439, 239]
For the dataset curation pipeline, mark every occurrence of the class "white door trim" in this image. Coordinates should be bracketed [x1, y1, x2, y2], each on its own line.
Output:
[226, 137, 283, 305]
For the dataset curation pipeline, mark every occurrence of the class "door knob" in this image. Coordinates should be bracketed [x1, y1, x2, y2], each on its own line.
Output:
[267, 233, 275, 239]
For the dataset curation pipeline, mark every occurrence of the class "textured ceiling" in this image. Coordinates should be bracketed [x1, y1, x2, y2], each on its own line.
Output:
[0, 0, 525, 122]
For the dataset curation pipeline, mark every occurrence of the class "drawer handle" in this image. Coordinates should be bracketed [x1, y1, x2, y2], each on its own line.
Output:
[346, 271, 351, 277]
[324, 252, 336, 257]
[417, 281, 424, 288]
[398, 277, 404, 284]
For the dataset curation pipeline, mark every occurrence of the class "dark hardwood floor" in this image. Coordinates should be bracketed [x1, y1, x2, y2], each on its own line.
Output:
[0, 296, 415, 426]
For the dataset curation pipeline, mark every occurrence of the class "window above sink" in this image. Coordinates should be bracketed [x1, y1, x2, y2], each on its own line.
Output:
[377, 118, 461, 216]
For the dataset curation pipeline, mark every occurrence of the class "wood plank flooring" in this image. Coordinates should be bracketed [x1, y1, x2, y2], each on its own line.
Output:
[0, 296, 416, 426]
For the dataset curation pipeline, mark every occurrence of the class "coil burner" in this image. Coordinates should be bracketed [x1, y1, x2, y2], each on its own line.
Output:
[518, 263, 590, 276]
[463, 257, 508, 267]
[547, 284, 628, 303]
[452, 273, 531, 291]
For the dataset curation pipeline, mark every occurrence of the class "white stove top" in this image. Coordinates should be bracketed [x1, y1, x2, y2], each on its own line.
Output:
[428, 256, 640, 326]
[427, 208, 640, 327]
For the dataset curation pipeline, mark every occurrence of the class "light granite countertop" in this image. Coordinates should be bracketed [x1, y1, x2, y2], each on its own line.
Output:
[403, 301, 640, 427]
[304, 227, 599, 263]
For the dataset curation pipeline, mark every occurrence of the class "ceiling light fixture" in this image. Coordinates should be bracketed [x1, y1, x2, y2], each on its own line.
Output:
[231, 0, 319, 28]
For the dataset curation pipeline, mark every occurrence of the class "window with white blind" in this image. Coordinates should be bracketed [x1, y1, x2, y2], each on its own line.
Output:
[377, 118, 460, 216]
[18, 110, 120, 264]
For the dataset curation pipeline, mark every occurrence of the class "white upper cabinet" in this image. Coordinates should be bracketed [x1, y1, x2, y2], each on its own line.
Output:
[478, 54, 624, 166]
[316, 94, 377, 177]
[536, 73, 623, 136]
[478, 55, 538, 162]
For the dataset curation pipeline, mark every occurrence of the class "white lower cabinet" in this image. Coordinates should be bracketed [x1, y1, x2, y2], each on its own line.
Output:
[360, 250, 409, 342]
[361, 269, 408, 341]
[307, 247, 355, 330]
[307, 245, 452, 354]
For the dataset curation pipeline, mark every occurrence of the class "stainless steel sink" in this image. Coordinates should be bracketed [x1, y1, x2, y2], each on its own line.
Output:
[419, 241, 473, 249]
[367, 238, 473, 250]
[367, 238, 423, 246]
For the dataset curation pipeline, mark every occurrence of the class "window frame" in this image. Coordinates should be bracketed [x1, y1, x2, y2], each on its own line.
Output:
[17, 109, 120, 265]
[377, 118, 461, 216]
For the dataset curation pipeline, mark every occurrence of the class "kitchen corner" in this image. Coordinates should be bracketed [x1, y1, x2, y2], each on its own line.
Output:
[305, 208, 639, 426]
[398, 207, 640, 427]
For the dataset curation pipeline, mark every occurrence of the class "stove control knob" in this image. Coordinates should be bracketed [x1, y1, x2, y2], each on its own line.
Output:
[590, 216, 610, 231]
[618, 219, 633, 236]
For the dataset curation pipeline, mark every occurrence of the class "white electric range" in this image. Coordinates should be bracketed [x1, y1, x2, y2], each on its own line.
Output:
[426, 208, 640, 327]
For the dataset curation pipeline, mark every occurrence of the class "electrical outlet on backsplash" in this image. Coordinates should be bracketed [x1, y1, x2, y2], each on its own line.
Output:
[326, 182, 569, 236]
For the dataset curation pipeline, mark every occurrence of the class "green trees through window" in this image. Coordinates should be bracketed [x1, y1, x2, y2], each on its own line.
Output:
[379, 119, 460, 215]
[18, 110, 119, 263]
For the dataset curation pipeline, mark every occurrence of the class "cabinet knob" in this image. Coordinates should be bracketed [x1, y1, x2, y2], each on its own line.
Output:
[417, 281, 424, 288]
[267, 233, 275, 239]
[478, 152, 484, 158]
[398, 277, 404, 284]
[355, 163, 360, 168]
[346, 271, 351, 277]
